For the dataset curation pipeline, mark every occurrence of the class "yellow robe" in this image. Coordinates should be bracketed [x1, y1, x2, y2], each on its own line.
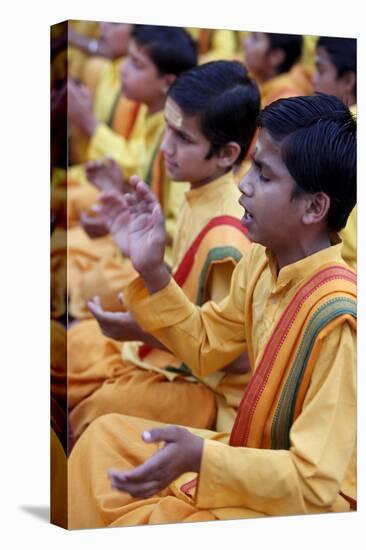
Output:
[69, 56, 124, 165]
[67, 20, 100, 81]
[68, 240, 356, 529]
[340, 207, 356, 270]
[187, 28, 238, 63]
[67, 173, 251, 438]
[260, 63, 313, 107]
[67, 103, 163, 224]
[67, 106, 186, 318]
[339, 106, 357, 270]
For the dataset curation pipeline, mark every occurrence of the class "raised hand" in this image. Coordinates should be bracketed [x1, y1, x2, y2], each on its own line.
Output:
[99, 176, 170, 292]
[108, 426, 203, 499]
[85, 157, 125, 193]
[67, 79, 98, 136]
[80, 211, 109, 239]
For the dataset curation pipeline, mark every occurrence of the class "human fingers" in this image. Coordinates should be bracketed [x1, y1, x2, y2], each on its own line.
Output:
[108, 471, 161, 498]
[142, 426, 182, 445]
[87, 296, 104, 319]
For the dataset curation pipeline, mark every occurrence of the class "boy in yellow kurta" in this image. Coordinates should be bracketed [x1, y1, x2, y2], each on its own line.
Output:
[68, 22, 134, 165]
[244, 32, 313, 107]
[66, 26, 197, 318]
[66, 61, 260, 440]
[312, 36, 357, 270]
[68, 94, 356, 528]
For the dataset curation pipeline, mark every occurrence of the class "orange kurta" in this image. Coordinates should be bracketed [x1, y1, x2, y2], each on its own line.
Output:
[67, 173, 251, 439]
[67, 239, 356, 529]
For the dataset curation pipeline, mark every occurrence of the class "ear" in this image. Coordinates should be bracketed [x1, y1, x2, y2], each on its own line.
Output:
[160, 74, 176, 95]
[340, 70, 356, 95]
[216, 142, 242, 168]
[268, 48, 286, 73]
[302, 192, 331, 226]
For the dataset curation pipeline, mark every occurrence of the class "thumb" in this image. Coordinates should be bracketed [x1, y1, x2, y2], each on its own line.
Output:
[142, 426, 180, 444]
[152, 203, 165, 232]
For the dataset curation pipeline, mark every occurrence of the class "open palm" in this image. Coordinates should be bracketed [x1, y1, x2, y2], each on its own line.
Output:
[85, 157, 124, 193]
[99, 176, 167, 273]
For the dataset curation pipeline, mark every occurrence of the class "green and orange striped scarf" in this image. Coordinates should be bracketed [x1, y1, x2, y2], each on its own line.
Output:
[138, 215, 251, 371]
[180, 263, 356, 499]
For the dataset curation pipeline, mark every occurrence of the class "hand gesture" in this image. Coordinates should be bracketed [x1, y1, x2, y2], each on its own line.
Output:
[67, 79, 97, 136]
[85, 157, 125, 193]
[88, 296, 137, 341]
[108, 426, 203, 499]
[99, 176, 167, 278]
[80, 211, 109, 239]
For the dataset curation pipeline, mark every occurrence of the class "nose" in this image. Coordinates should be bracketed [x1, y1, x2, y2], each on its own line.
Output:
[160, 127, 175, 157]
[239, 171, 254, 197]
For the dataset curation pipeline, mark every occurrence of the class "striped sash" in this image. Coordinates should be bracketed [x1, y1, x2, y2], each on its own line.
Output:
[138, 215, 250, 363]
[229, 264, 356, 449]
[179, 263, 356, 499]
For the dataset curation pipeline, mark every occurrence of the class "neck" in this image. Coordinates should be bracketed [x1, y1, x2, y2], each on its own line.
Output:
[147, 95, 166, 115]
[189, 167, 231, 190]
[274, 232, 332, 271]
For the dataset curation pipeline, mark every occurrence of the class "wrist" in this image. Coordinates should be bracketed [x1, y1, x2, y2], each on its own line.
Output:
[141, 264, 171, 295]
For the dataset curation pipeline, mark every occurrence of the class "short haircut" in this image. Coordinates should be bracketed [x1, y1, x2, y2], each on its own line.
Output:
[317, 36, 357, 97]
[132, 25, 197, 76]
[267, 33, 303, 74]
[258, 93, 356, 232]
[167, 60, 260, 165]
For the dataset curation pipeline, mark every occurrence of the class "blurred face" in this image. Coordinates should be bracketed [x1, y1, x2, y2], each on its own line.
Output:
[121, 40, 166, 104]
[244, 32, 271, 80]
[313, 46, 342, 96]
[100, 22, 133, 57]
[160, 98, 223, 187]
[238, 128, 306, 252]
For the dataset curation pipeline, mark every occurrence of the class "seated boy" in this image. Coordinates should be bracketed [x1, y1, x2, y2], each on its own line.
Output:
[66, 26, 197, 318]
[313, 36, 357, 269]
[66, 60, 260, 440]
[68, 94, 357, 528]
[68, 22, 134, 165]
[243, 32, 313, 106]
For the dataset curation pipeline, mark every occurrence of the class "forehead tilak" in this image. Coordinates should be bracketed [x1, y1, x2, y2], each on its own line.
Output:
[165, 100, 183, 128]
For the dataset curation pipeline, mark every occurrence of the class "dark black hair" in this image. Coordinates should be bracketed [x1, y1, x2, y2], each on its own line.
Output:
[167, 60, 260, 165]
[317, 36, 356, 98]
[132, 25, 197, 76]
[267, 33, 303, 74]
[258, 93, 356, 232]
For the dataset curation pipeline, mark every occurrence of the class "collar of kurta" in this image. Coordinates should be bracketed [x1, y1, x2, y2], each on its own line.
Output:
[184, 171, 235, 206]
[265, 234, 343, 291]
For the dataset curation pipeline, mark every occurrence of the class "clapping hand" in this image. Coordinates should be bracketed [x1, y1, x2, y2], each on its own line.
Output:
[85, 157, 125, 193]
[99, 176, 168, 283]
[80, 211, 109, 239]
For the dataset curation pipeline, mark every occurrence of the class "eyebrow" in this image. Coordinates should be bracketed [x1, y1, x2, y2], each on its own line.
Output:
[164, 117, 196, 141]
[251, 151, 273, 173]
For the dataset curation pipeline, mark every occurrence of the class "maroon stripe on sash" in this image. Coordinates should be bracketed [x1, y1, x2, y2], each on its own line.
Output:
[138, 216, 247, 361]
[173, 216, 248, 287]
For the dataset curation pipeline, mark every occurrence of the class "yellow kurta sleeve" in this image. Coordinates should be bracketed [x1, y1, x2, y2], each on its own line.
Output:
[194, 321, 356, 515]
[206, 260, 237, 303]
[124, 255, 250, 378]
[87, 123, 147, 179]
